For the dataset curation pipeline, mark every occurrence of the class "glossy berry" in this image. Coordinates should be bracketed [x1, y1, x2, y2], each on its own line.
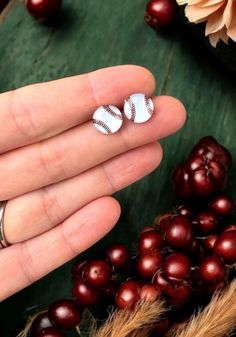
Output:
[145, 0, 178, 28]
[140, 225, 156, 234]
[115, 280, 140, 309]
[26, 0, 62, 21]
[213, 230, 236, 265]
[194, 211, 218, 235]
[187, 156, 225, 197]
[105, 244, 130, 269]
[140, 284, 161, 302]
[175, 204, 194, 218]
[31, 312, 54, 337]
[172, 164, 192, 199]
[138, 231, 163, 254]
[83, 260, 111, 287]
[209, 195, 235, 217]
[153, 271, 172, 293]
[73, 279, 100, 306]
[153, 272, 191, 307]
[163, 253, 191, 282]
[165, 216, 193, 249]
[137, 251, 162, 279]
[48, 299, 81, 330]
[192, 136, 232, 170]
[223, 225, 236, 232]
[72, 260, 87, 279]
[203, 235, 218, 252]
[38, 327, 65, 337]
[165, 282, 191, 308]
[199, 255, 227, 284]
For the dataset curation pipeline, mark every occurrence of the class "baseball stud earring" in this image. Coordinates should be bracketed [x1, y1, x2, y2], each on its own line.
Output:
[124, 93, 154, 123]
[93, 105, 123, 135]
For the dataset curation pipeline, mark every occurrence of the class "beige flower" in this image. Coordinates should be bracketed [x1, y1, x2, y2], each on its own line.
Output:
[177, 0, 236, 47]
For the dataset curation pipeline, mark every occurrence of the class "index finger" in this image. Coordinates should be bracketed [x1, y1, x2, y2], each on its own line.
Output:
[0, 65, 155, 154]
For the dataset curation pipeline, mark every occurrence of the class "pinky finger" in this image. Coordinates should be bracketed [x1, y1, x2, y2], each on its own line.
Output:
[0, 197, 121, 301]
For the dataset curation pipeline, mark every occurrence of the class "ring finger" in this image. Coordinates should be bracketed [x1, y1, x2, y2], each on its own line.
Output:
[4, 142, 163, 244]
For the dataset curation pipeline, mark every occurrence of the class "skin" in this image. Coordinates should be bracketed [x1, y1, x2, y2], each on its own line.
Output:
[0, 65, 186, 301]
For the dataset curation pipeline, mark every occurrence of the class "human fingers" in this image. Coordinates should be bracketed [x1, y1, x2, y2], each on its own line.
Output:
[0, 197, 120, 301]
[4, 142, 162, 243]
[0, 65, 155, 154]
[0, 96, 186, 200]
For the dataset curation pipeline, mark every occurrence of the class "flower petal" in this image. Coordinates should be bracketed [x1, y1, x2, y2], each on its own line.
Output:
[185, 2, 223, 22]
[223, 0, 234, 28]
[219, 26, 229, 43]
[205, 7, 225, 34]
[176, 0, 189, 5]
[227, 7, 236, 41]
[198, 0, 224, 7]
[208, 31, 221, 46]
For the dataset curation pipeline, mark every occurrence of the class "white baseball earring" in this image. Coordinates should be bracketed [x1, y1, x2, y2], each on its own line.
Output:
[93, 105, 123, 135]
[123, 93, 154, 123]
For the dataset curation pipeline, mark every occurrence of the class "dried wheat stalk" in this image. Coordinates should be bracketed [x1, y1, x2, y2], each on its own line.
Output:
[174, 280, 236, 337]
[93, 300, 166, 337]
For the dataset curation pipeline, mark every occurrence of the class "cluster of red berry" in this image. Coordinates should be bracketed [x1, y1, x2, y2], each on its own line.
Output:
[28, 136, 236, 337]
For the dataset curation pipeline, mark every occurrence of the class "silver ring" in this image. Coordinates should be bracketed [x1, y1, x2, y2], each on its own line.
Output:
[0, 201, 9, 248]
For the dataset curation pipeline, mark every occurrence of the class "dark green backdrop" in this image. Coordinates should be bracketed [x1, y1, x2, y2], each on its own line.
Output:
[0, 1, 236, 336]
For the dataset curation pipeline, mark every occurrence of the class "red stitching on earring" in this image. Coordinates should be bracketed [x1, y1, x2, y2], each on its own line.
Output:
[103, 105, 122, 120]
[144, 96, 153, 116]
[126, 97, 136, 121]
[93, 119, 112, 134]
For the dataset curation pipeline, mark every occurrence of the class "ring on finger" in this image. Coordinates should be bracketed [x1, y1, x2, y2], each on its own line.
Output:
[0, 201, 9, 249]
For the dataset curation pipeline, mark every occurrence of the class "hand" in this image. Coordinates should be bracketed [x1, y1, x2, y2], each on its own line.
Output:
[0, 65, 186, 301]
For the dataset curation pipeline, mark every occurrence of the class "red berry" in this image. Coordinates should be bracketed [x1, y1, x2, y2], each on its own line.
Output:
[73, 279, 100, 306]
[48, 299, 81, 330]
[192, 136, 232, 170]
[163, 253, 191, 282]
[31, 313, 54, 337]
[153, 272, 172, 293]
[37, 327, 65, 337]
[194, 211, 218, 235]
[175, 204, 194, 218]
[115, 280, 141, 309]
[199, 255, 227, 284]
[202, 235, 218, 252]
[140, 225, 156, 234]
[209, 195, 235, 217]
[105, 244, 130, 269]
[145, 0, 178, 28]
[165, 216, 193, 249]
[26, 0, 62, 21]
[138, 231, 163, 254]
[213, 230, 236, 265]
[83, 260, 111, 288]
[172, 164, 193, 199]
[72, 260, 87, 279]
[140, 284, 161, 302]
[150, 317, 170, 337]
[137, 251, 162, 279]
[165, 282, 191, 308]
[223, 225, 236, 232]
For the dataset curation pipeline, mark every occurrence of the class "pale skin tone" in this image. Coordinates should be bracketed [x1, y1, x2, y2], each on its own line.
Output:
[0, 65, 186, 301]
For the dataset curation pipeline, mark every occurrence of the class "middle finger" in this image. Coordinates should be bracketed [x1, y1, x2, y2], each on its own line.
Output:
[0, 96, 185, 200]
